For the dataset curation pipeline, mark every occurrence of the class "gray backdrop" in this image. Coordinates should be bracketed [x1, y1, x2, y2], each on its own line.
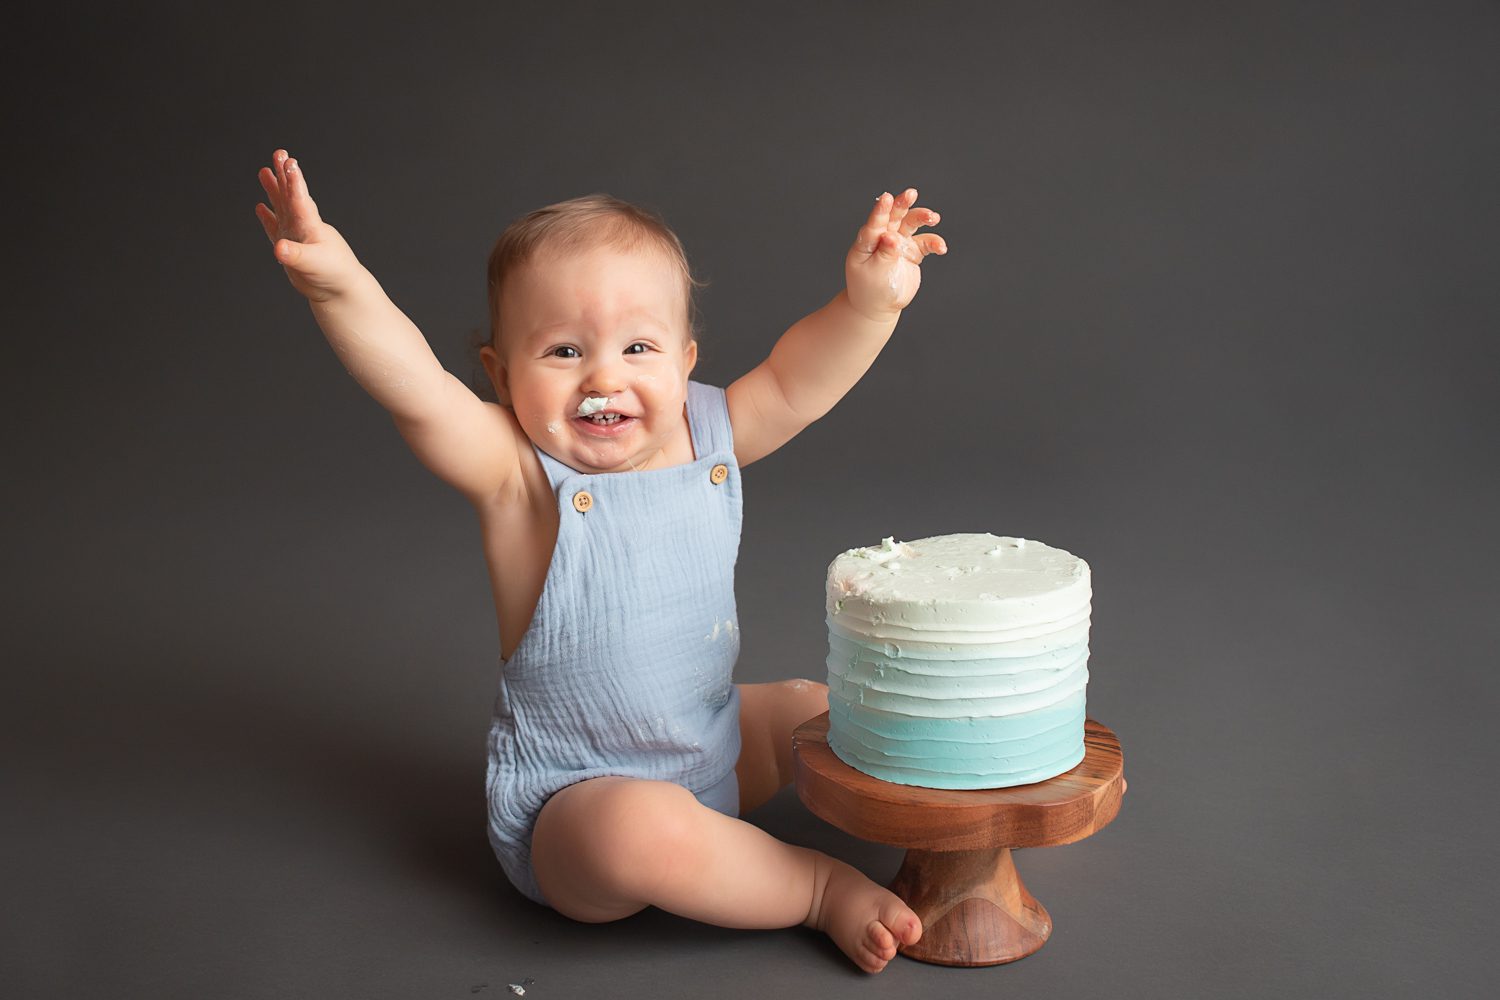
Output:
[6, 1, 1496, 997]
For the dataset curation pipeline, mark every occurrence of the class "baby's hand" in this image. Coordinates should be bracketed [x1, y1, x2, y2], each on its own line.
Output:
[254, 149, 364, 302]
[844, 188, 948, 323]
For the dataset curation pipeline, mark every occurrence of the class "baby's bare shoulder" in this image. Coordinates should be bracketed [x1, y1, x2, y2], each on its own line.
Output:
[473, 454, 559, 615]
[393, 385, 532, 507]
[472, 425, 552, 519]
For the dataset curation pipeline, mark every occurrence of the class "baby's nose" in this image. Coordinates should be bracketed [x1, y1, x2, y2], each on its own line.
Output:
[582, 354, 632, 391]
[573, 371, 621, 395]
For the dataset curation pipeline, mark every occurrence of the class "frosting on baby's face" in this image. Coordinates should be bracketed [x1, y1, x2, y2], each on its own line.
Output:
[480, 243, 698, 474]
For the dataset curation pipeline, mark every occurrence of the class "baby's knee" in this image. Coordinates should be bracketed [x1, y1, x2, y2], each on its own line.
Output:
[589, 779, 703, 894]
[534, 776, 698, 916]
[781, 678, 830, 724]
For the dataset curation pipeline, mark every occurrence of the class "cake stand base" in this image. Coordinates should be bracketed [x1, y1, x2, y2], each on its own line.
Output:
[792, 714, 1124, 968]
[887, 846, 1050, 965]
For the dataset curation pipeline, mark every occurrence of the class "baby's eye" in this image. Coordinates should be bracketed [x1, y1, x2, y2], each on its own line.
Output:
[625, 343, 649, 355]
[550, 346, 579, 359]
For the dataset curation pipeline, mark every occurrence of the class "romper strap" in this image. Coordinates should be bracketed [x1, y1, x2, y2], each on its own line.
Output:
[528, 438, 568, 490]
[686, 380, 734, 459]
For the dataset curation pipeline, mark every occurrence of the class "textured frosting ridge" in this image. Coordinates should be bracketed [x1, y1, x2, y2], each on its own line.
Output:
[824, 533, 1091, 789]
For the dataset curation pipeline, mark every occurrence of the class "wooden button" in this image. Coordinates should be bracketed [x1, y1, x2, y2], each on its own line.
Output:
[571, 490, 593, 512]
[710, 463, 729, 485]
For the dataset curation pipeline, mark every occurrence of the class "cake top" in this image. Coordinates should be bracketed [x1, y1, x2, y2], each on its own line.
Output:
[826, 533, 1090, 634]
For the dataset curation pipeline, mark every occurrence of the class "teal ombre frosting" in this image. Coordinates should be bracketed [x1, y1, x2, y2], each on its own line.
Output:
[824, 533, 1092, 790]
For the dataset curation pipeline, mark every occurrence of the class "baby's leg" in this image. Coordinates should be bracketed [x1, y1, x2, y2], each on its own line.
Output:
[735, 678, 831, 815]
[531, 775, 922, 973]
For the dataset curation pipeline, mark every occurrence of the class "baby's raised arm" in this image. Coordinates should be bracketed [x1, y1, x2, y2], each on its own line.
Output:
[254, 150, 521, 504]
[725, 188, 947, 467]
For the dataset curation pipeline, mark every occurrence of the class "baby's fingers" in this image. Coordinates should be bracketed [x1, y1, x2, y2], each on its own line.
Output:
[254, 201, 279, 244]
[914, 233, 948, 257]
[886, 188, 917, 230]
[898, 206, 939, 239]
[855, 191, 895, 254]
[281, 156, 324, 226]
[261, 150, 325, 240]
[257, 165, 285, 219]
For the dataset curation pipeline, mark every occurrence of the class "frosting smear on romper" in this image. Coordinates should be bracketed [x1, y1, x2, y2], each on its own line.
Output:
[485, 379, 744, 907]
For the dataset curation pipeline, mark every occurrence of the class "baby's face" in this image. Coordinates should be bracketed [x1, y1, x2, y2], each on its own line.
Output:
[481, 244, 698, 474]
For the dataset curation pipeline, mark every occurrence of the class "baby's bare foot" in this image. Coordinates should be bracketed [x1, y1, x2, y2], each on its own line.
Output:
[804, 856, 922, 974]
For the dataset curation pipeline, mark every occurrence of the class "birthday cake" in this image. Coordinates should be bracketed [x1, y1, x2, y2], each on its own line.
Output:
[824, 533, 1091, 789]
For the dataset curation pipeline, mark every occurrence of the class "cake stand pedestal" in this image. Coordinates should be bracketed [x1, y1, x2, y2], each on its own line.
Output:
[791, 713, 1124, 967]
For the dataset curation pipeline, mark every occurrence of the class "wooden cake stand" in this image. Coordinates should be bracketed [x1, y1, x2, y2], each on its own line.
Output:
[792, 713, 1124, 967]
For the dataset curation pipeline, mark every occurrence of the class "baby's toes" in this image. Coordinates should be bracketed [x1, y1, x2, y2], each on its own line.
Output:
[857, 926, 894, 972]
[880, 898, 923, 946]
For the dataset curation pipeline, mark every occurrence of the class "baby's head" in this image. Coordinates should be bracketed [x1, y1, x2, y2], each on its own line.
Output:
[477, 194, 708, 474]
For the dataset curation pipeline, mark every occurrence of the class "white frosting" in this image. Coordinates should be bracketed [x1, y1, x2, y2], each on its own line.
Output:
[577, 396, 612, 416]
[827, 533, 1091, 633]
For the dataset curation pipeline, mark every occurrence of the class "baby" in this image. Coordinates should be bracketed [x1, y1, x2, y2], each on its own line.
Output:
[254, 149, 948, 974]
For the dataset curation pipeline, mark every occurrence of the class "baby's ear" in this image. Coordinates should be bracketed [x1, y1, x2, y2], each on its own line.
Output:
[479, 343, 513, 407]
[683, 337, 698, 375]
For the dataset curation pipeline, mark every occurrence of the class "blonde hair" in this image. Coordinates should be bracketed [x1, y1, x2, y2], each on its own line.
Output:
[468, 194, 708, 399]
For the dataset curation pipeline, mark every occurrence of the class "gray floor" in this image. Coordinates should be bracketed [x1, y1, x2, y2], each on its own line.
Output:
[7, 2, 1497, 997]
[11, 471, 1495, 999]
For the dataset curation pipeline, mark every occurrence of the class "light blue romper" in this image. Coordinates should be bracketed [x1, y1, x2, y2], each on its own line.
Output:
[485, 379, 744, 908]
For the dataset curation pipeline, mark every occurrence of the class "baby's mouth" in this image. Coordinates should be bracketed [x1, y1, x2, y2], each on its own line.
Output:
[575, 412, 637, 431]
